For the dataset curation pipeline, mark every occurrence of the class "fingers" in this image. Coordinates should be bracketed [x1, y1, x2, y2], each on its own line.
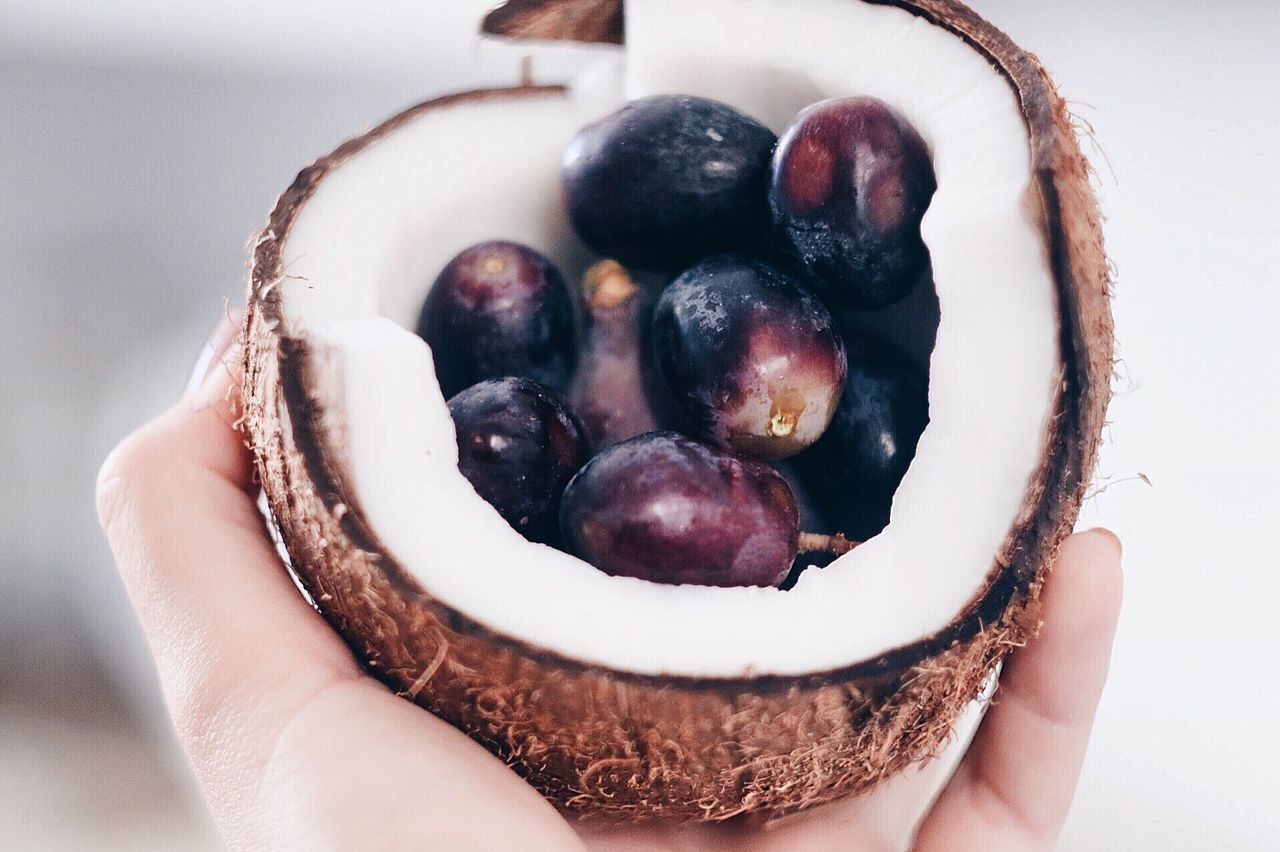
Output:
[183, 309, 244, 400]
[914, 529, 1124, 851]
[97, 317, 581, 849]
[96, 318, 364, 820]
[256, 678, 585, 851]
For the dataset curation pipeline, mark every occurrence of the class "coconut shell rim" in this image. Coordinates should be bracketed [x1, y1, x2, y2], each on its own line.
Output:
[242, 0, 1113, 693]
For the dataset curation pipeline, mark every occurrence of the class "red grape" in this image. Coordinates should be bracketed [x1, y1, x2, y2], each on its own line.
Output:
[418, 241, 576, 398]
[568, 261, 668, 449]
[651, 255, 847, 461]
[770, 97, 936, 309]
[559, 432, 799, 587]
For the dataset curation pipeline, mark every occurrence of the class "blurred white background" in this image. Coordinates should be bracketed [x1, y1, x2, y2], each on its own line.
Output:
[1, 0, 1276, 848]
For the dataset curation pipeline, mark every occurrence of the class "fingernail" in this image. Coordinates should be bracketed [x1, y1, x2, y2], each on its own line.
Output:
[184, 308, 243, 398]
[1086, 527, 1123, 559]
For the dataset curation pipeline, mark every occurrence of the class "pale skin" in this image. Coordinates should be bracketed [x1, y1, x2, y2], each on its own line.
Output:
[97, 315, 1123, 851]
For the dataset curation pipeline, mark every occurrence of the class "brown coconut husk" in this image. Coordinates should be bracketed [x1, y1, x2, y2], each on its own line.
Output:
[241, 0, 1112, 820]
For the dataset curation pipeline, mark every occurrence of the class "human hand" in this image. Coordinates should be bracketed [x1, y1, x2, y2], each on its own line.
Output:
[97, 314, 1122, 851]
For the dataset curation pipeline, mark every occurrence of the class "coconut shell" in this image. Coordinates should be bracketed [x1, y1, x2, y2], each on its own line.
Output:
[242, 0, 1112, 821]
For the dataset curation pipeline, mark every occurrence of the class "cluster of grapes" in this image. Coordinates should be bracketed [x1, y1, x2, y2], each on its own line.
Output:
[416, 94, 934, 589]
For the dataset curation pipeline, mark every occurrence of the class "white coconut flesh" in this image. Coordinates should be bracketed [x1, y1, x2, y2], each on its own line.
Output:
[278, 0, 1058, 677]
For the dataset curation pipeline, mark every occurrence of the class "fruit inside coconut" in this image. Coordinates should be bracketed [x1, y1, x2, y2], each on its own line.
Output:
[245, 0, 1110, 818]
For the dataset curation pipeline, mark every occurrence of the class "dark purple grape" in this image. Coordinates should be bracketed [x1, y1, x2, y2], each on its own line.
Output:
[417, 241, 576, 399]
[561, 95, 777, 270]
[769, 97, 936, 309]
[773, 459, 828, 535]
[794, 335, 929, 540]
[651, 255, 847, 461]
[559, 432, 799, 587]
[449, 377, 591, 545]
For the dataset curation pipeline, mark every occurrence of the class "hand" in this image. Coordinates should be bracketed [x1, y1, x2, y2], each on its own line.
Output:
[97, 315, 1122, 851]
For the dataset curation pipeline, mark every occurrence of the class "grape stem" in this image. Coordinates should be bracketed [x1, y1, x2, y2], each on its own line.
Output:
[797, 532, 861, 556]
[583, 259, 638, 309]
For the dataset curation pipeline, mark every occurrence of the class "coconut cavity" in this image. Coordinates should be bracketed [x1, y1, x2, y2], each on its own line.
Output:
[276, 0, 1057, 678]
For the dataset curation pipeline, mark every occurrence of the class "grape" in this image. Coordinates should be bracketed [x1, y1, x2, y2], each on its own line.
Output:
[562, 95, 777, 269]
[651, 255, 847, 461]
[794, 335, 929, 540]
[769, 97, 936, 309]
[559, 432, 799, 587]
[449, 377, 590, 545]
[417, 240, 576, 398]
[567, 261, 674, 449]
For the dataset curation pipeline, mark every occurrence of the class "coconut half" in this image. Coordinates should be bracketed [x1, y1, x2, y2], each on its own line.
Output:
[243, 0, 1112, 820]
